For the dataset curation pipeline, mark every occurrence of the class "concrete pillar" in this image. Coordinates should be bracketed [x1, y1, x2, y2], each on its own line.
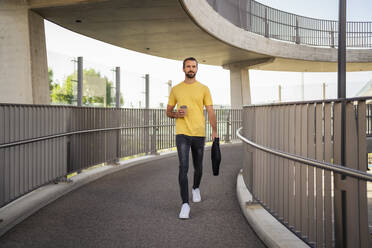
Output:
[0, 1, 49, 104]
[229, 66, 251, 108]
[29, 10, 49, 104]
[224, 58, 275, 108]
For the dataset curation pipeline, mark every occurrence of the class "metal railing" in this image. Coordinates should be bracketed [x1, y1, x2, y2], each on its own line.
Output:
[367, 103, 372, 136]
[207, 0, 372, 48]
[238, 97, 371, 247]
[0, 104, 241, 208]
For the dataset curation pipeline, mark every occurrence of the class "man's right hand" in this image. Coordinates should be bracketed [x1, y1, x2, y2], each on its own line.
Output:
[166, 105, 186, 118]
[177, 109, 186, 118]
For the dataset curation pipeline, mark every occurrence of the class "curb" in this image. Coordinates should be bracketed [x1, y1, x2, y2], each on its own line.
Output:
[0, 142, 241, 237]
[236, 170, 309, 248]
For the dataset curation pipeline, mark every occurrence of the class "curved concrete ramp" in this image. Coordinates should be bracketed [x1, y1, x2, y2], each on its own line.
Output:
[32, 0, 268, 66]
[0, 144, 265, 248]
[31, 0, 372, 71]
[181, 0, 372, 71]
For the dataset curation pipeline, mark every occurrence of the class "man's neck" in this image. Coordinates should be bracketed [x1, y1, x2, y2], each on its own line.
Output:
[184, 78, 196, 84]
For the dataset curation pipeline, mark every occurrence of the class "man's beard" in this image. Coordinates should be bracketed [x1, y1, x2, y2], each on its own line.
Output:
[185, 72, 196, 78]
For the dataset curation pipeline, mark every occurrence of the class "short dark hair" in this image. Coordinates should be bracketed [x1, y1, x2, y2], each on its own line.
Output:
[183, 57, 198, 68]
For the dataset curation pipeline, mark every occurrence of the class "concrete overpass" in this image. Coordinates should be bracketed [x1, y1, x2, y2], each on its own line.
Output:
[1, 0, 372, 107]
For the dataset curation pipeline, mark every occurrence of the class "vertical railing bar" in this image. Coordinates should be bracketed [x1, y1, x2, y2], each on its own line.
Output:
[88, 108, 92, 167]
[258, 107, 263, 202]
[4, 106, 10, 204]
[31, 107, 36, 190]
[295, 104, 302, 234]
[56, 107, 59, 178]
[252, 107, 256, 197]
[301, 104, 309, 240]
[0, 106, 5, 206]
[274, 105, 280, 216]
[14, 106, 20, 198]
[344, 102, 360, 246]
[51, 107, 55, 180]
[264, 106, 268, 206]
[77, 108, 80, 171]
[46, 107, 51, 181]
[257, 107, 261, 201]
[315, 103, 324, 247]
[324, 103, 333, 248]
[267, 106, 272, 210]
[20, 107, 25, 195]
[288, 104, 295, 229]
[356, 101, 369, 247]
[57, 107, 61, 178]
[279, 105, 284, 219]
[270, 106, 274, 211]
[283, 105, 289, 224]
[42, 107, 46, 186]
[260, 107, 264, 202]
[308, 103, 316, 244]
[36, 107, 41, 185]
[260, 107, 265, 203]
[92, 108, 95, 166]
[272, 106, 277, 213]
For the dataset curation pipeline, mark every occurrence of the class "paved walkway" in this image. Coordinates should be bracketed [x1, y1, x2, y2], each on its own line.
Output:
[0, 144, 265, 248]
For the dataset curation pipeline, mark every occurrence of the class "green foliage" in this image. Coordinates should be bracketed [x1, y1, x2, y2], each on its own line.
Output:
[120, 94, 124, 107]
[105, 81, 124, 107]
[106, 81, 113, 107]
[50, 74, 74, 104]
[83, 96, 104, 105]
[49, 67, 124, 107]
[48, 68, 54, 91]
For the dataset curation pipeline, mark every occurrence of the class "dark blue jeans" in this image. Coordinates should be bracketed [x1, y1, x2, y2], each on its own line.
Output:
[176, 134, 205, 204]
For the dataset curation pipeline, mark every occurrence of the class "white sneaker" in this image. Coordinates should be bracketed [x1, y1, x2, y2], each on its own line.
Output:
[179, 203, 190, 219]
[192, 188, 201, 203]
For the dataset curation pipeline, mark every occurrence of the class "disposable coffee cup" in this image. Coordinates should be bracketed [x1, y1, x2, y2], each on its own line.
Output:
[180, 105, 187, 116]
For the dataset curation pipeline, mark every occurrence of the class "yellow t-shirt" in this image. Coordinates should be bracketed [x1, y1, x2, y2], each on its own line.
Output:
[168, 81, 213, 137]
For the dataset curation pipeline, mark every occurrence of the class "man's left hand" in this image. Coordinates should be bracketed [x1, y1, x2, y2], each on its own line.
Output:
[212, 131, 218, 141]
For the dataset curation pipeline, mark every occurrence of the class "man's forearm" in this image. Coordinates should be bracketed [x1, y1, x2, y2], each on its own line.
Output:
[208, 112, 217, 133]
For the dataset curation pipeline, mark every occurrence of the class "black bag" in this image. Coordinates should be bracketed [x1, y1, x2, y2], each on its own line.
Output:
[211, 137, 221, 176]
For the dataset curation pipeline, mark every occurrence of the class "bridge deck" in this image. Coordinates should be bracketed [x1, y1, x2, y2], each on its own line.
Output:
[0, 144, 265, 248]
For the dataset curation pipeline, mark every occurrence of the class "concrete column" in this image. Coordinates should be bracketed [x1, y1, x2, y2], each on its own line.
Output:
[29, 10, 49, 104]
[0, 1, 49, 104]
[229, 66, 251, 108]
[224, 58, 274, 108]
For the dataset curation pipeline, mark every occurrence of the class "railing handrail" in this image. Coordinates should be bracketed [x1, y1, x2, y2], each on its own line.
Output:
[0, 124, 176, 149]
[207, 0, 372, 48]
[243, 96, 372, 108]
[236, 127, 372, 182]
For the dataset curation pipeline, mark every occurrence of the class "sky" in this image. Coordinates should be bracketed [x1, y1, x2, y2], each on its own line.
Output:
[45, 0, 372, 108]
[257, 0, 372, 21]
[46, 24, 230, 108]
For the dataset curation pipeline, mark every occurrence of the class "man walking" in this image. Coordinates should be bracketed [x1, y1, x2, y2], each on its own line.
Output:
[166, 57, 218, 219]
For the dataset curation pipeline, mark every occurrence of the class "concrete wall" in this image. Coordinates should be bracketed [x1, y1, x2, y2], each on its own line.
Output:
[0, 1, 49, 104]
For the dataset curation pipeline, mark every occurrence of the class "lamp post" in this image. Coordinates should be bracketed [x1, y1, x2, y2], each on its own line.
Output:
[336, 0, 347, 247]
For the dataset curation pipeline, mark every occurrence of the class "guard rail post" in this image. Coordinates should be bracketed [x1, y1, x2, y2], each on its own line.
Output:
[225, 112, 231, 143]
[151, 110, 159, 155]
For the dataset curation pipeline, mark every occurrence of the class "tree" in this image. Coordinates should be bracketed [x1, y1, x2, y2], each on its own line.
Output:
[48, 68, 54, 91]
[106, 81, 125, 107]
[50, 74, 74, 104]
[49, 68, 124, 107]
[106, 81, 114, 107]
